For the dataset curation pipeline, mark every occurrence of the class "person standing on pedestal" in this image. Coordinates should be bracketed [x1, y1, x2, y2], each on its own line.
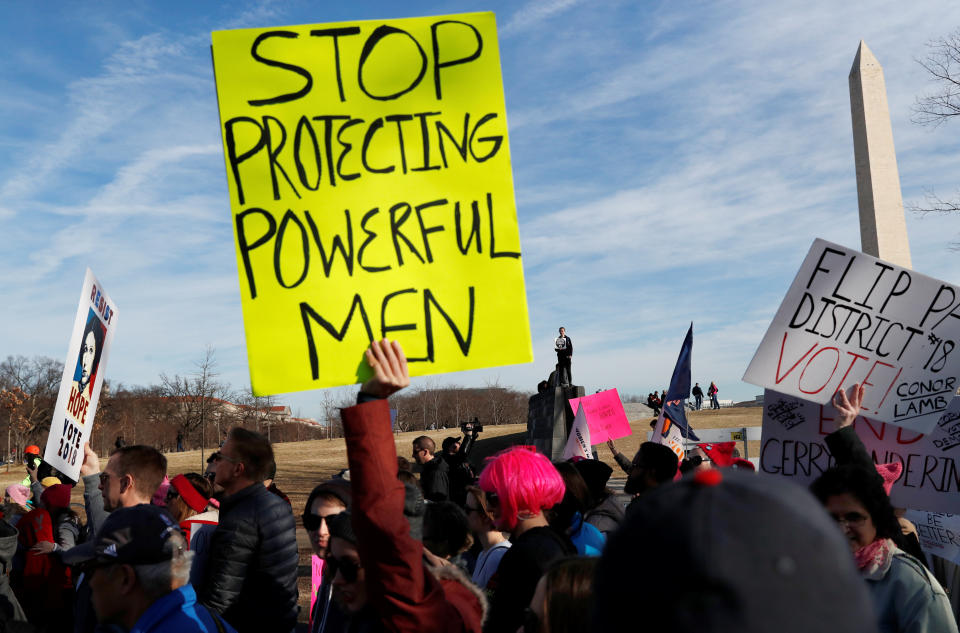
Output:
[555, 327, 573, 386]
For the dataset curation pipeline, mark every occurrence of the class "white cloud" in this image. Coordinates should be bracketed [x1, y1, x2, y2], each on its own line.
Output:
[501, 0, 581, 36]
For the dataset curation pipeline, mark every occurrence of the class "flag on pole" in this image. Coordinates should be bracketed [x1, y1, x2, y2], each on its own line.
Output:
[563, 403, 593, 460]
[652, 324, 698, 462]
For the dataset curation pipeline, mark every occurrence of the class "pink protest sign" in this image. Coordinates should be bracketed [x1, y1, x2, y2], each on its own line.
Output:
[568, 389, 632, 443]
[309, 555, 325, 623]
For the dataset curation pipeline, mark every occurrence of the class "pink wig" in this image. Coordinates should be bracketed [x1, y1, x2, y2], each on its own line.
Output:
[478, 446, 565, 530]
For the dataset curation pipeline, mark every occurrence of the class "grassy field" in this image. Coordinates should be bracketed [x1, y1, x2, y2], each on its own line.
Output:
[1, 405, 761, 622]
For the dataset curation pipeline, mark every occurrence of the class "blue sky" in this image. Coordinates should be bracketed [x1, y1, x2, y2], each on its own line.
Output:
[3, 0, 960, 419]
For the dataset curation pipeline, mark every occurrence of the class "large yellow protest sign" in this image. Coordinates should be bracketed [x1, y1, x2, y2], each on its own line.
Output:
[211, 13, 532, 395]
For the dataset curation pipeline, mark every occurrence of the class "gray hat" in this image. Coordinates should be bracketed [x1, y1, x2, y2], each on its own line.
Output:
[595, 469, 878, 633]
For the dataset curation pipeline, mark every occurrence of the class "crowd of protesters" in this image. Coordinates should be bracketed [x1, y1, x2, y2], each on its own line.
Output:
[0, 341, 955, 632]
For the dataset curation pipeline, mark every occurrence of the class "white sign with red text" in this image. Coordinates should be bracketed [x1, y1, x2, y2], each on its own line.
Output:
[905, 510, 960, 564]
[760, 390, 960, 514]
[45, 269, 118, 481]
[744, 239, 960, 435]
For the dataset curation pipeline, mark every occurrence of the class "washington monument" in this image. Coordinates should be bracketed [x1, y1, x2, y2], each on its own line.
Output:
[849, 40, 912, 268]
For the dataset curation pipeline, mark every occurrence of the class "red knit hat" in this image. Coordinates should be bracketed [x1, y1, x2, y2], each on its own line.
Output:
[41, 483, 72, 510]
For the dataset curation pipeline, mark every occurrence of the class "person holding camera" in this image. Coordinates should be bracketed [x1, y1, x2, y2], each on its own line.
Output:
[20, 446, 41, 488]
[442, 419, 481, 507]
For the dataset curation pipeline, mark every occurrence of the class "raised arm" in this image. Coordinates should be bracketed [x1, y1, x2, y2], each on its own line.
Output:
[79, 443, 109, 535]
[607, 439, 632, 475]
[824, 384, 875, 472]
[343, 340, 469, 632]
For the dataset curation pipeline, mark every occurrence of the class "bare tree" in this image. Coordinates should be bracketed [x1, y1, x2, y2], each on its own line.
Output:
[234, 390, 279, 439]
[910, 28, 960, 227]
[0, 356, 62, 458]
[913, 29, 960, 126]
[160, 346, 230, 469]
[424, 379, 446, 429]
[485, 378, 507, 426]
[318, 390, 347, 438]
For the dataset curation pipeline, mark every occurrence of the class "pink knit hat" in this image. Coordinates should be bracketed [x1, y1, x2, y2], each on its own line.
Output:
[5, 485, 29, 508]
[152, 476, 171, 507]
[874, 462, 902, 495]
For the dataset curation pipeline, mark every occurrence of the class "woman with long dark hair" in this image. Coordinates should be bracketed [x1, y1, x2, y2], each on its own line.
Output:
[74, 312, 105, 397]
[812, 387, 957, 632]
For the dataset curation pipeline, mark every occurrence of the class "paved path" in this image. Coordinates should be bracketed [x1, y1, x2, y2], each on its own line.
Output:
[623, 402, 655, 419]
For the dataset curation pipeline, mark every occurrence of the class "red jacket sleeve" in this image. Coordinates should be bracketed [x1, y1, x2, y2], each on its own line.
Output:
[341, 400, 471, 633]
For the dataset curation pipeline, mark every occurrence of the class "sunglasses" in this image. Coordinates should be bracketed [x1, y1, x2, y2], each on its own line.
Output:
[326, 555, 362, 583]
[302, 513, 329, 532]
[166, 488, 180, 503]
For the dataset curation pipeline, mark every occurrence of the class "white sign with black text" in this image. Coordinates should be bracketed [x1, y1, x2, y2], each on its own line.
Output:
[760, 390, 960, 514]
[744, 239, 960, 435]
[45, 269, 118, 481]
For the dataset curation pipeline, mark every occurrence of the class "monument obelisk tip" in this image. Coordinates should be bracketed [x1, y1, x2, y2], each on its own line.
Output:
[850, 40, 880, 77]
[848, 41, 912, 268]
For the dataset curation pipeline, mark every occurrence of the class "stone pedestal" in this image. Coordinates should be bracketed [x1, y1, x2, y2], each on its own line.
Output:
[527, 384, 585, 460]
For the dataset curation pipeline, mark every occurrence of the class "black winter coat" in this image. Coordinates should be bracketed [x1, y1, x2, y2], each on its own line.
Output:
[200, 482, 299, 633]
[483, 526, 576, 633]
[421, 456, 451, 503]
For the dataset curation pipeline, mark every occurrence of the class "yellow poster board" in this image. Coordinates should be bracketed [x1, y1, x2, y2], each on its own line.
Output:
[211, 12, 532, 394]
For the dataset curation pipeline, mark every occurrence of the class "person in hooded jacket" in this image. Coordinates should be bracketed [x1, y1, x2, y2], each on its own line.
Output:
[326, 339, 486, 633]
[572, 459, 625, 536]
[303, 480, 350, 633]
[549, 462, 605, 557]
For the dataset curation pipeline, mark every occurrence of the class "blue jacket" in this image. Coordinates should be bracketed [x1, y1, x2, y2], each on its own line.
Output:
[865, 549, 958, 633]
[569, 512, 605, 557]
[129, 585, 237, 633]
